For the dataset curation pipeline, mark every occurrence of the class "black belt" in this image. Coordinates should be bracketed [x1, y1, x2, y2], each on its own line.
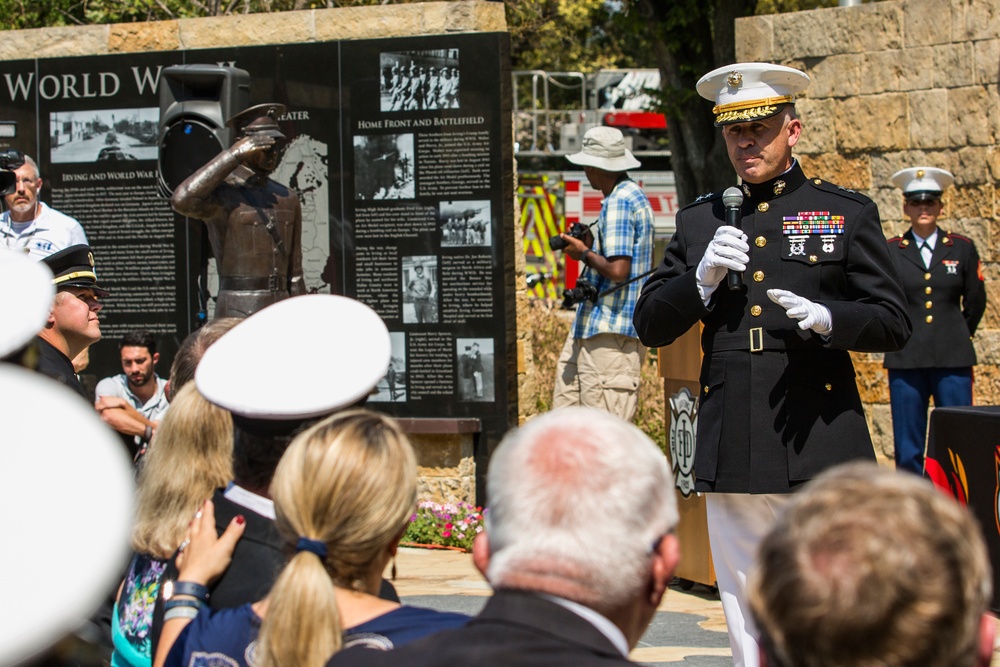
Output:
[219, 275, 287, 292]
[706, 327, 816, 353]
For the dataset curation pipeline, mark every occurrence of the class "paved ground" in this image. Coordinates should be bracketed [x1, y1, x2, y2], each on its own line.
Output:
[390, 546, 732, 666]
[392, 547, 1000, 666]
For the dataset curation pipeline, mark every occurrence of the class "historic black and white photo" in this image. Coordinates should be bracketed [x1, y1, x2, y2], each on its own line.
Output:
[440, 199, 491, 247]
[50, 108, 159, 164]
[379, 49, 460, 112]
[353, 133, 415, 200]
[456, 337, 494, 402]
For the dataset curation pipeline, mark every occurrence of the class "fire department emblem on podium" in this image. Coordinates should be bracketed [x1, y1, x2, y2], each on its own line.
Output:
[669, 387, 698, 497]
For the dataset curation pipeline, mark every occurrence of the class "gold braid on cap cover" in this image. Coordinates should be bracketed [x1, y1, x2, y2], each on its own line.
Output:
[712, 95, 795, 124]
[53, 270, 97, 284]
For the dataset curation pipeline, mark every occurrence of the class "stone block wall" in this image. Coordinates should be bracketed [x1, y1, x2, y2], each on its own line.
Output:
[0, 2, 506, 59]
[736, 0, 1000, 461]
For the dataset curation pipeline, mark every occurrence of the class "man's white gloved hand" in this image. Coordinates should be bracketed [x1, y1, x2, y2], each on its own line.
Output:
[695, 225, 749, 303]
[767, 288, 833, 335]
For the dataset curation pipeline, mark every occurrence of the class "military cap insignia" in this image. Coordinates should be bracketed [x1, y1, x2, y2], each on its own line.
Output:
[916, 169, 925, 179]
[727, 71, 743, 87]
[87, 252, 94, 267]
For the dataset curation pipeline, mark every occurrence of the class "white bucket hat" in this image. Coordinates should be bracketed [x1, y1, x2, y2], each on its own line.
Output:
[566, 126, 641, 172]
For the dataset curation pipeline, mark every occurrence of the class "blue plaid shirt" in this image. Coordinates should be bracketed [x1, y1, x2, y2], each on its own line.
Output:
[572, 178, 654, 339]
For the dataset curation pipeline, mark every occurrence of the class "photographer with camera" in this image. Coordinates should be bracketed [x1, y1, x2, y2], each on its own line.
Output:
[0, 154, 88, 259]
[551, 126, 653, 421]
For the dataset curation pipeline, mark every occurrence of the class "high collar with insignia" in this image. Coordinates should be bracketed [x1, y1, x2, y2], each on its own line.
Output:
[740, 161, 807, 204]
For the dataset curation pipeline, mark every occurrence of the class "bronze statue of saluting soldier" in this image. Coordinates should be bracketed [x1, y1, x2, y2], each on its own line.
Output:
[172, 103, 306, 319]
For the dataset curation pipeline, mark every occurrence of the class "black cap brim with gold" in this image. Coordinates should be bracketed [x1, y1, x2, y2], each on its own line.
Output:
[696, 62, 811, 126]
[40, 244, 110, 297]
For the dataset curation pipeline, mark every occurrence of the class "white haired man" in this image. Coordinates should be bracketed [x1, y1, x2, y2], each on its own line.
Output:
[326, 406, 680, 666]
[750, 461, 994, 667]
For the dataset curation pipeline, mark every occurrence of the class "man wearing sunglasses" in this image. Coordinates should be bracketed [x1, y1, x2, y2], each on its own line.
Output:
[34, 244, 109, 399]
[885, 167, 987, 474]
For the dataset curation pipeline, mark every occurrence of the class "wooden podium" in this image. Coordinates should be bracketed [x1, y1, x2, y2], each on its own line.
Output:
[658, 324, 716, 588]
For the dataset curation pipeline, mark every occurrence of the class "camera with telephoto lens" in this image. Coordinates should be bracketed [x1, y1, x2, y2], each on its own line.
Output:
[561, 279, 599, 309]
[0, 149, 25, 197]
[549, 222, 590, 251]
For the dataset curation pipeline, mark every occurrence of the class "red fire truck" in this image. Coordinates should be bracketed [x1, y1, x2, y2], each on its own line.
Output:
[515, 69, 677, 298]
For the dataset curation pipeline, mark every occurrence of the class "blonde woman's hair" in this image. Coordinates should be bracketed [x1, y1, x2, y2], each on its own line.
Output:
[255, 409, 417, 667]
[131, 384, 233, 558]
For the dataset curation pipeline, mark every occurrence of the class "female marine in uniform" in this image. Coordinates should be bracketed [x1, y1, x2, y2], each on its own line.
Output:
[885, 167, 986, 474]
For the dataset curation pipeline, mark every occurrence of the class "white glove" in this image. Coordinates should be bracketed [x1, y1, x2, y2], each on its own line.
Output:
[767, 289, 833, 335]
[696, 225, 749, 303]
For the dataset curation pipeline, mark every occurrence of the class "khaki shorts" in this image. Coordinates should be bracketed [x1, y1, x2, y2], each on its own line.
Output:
[552, 331, 644, 421]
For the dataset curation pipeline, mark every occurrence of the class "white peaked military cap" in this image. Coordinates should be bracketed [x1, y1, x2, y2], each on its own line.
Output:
[697, 62, 811, 126]
[566, 126, 642, 172]
[0, 249, 54, 359]
[891, 166, 954, 201]
[196, 294, 391, 421]
[0, 364, 133, 664]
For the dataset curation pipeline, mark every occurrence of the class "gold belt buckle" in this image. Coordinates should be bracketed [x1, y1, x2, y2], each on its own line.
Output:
[750, 327, 764, 353]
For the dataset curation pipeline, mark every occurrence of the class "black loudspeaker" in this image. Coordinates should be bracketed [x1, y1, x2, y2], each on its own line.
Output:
[157, 64, 251, 198]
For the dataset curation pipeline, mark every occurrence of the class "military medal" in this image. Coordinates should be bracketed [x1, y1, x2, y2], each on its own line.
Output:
[788, 235, 807, 256]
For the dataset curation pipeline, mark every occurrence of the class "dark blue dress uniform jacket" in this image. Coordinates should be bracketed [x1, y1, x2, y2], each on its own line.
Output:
[634, 162, 911, 493]
[883, 229, 986, 369]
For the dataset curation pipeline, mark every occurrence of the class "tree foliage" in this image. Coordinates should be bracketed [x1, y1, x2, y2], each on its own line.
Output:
[0, 0, 839, 202]
[503, 0, 651, 73]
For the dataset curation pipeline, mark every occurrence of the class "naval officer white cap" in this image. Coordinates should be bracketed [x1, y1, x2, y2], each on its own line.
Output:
[697, 62, 811, 126]
[196, 294, 391, 424]
[0, 252, 132, 664]
[891, 167, 954, 202]
[0, 249, 54, 359]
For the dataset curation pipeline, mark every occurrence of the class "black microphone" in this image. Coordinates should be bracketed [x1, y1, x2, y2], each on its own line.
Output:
[723, 186, 744, 291]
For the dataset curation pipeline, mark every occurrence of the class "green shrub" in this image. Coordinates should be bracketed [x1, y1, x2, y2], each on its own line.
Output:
[522, 299, 666, 453]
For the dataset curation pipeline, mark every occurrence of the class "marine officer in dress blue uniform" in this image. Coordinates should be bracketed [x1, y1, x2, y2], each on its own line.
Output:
[633, 63, 911, 667]
[885, 167, 986, 475]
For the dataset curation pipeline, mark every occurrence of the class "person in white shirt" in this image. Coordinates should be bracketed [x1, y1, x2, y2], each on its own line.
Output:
[0, 155, 88, 259]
